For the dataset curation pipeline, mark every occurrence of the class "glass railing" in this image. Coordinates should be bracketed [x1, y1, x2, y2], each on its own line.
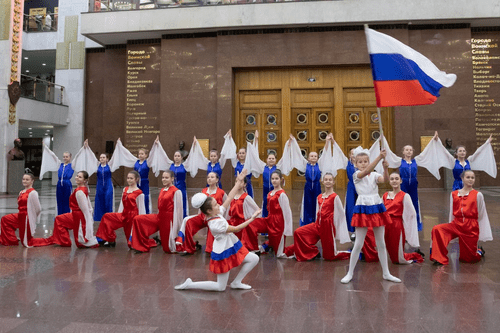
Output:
[23, 13, 58, 32]
[20, 75, 65, 105]
[89, 0, 307, 11]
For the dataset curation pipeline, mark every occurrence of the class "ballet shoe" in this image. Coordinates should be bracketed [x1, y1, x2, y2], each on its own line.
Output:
[174, 278, 192, 290]
[153, 236, 161, 246]
[103, 241, 116, 248]
[230, 282, 252, 290]
[340, 274, 353, 284]
[382, 274, 401, 283]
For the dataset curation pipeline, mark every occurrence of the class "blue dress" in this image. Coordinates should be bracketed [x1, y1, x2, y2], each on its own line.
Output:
[300, 163, 322, 226]
[94, 164, 113, 221]
[135, 160, 151, 214]
[345, 161, 358, 233]
[56, 163, 74, 215]
[262, 165, 276, 218]
[234, 161, 253, 198]
[170, 164, 188, 218]
[399, 159, 422, 231]
[207, 162, 223, 189]
[452, 159, 471, 191]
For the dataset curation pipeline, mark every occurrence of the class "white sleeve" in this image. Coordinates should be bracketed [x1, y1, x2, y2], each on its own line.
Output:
[220, 133, 237, 169]
[369, 136, 401, 173]
[27, 191, 41, 235]
[76, 190, 97, 246]
[183, 139, 208, 178]
[468, 140, 498, 179]
[171, 190, 184, 251]
[243, 196, 261, 219]
[415, 138, 455, 180]
[278, 193, 293, 236]
[39, 144, 61, 180]
[222, 193, 229, 219]
[318, 140, 337, 177]
[108, 140, 138, 172]
[276, 139, 294, 176]
[288, 138, 308, 173]
[477, 192, 493, 242]
[118, 189, 125, 213]
[333, 195, 351, 244]
[148, 141, 173, 177]
[72, 145, 99, 177]
[245, 140, 266, 178]
[330, 140, 349, 173]
[402, 193, 420, 247]
[136, 193, 146, 215]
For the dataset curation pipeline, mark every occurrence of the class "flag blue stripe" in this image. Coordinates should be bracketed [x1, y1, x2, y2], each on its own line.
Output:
[370, 54, 444, 97]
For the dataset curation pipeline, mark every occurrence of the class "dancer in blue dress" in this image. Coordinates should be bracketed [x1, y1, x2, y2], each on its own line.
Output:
[345, 151, 358, 233]
[94, 153, 114, 221]
[148, 137, 207, 219]
[287, 133, 336, 226]
[40, 144, 74, 215]
[440, 134, 496, 191]
[234, 148, 253, 198]
[135, 149, 152, 214]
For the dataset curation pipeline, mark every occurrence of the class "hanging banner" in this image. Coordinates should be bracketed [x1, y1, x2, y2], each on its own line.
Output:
[8, 0, 24, 124]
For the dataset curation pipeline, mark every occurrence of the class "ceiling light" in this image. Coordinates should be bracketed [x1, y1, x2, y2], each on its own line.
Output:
[42, 63, 46, 66]
[28, 127, 32, 130]
[26, 70, 29, 72]
[24, 57, 28, 60]
[29, 135, 32, 137]
[46, 129, 50, 132]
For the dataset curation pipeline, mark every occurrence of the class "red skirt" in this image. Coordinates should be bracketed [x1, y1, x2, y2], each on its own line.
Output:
[352, 212, 392, 228]
[209, 241, 249, 274]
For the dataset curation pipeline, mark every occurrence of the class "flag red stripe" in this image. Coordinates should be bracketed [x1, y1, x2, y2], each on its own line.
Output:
[374, 80, 438, 107]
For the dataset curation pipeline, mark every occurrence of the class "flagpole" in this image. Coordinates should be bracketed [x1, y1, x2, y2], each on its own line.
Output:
[377, 107, 384, 150]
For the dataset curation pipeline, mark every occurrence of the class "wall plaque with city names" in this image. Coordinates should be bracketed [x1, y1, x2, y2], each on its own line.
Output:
[471, 33, 500, 166]
[125, 44, 161, 153]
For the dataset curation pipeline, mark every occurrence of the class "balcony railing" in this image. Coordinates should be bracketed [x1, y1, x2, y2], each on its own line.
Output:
[89, 0, 310, 11]
[23, 13, 58, 32]
[20, 75, 65, 105]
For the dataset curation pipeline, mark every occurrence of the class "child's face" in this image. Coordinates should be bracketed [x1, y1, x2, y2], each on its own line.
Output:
[355, 155, 370, 171]
[271, 173, 281, 188]
[322, 175, 335, 188]
[308, 152, 318, 164]
[138, 150, 147, 161]
[462, 171, 475, 187]
[162, 172, 172, 186]
[389, 173, 402, 189]
[403, 146, 414, 159]
[267, 154, 276, 167]
[209, 151, 218, 164]
[207, 172, 218, 186]
[238, 149, 246, 161]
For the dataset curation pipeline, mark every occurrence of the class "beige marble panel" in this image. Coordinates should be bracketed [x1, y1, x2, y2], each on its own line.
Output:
[70, 41, 85, 69]
[64, 16, 78, 43]
[0, 0, 11, 40]
[56, 42, 69, 69]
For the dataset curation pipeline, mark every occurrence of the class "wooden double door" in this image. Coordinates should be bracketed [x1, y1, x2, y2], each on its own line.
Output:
[234, 68, 393, 189]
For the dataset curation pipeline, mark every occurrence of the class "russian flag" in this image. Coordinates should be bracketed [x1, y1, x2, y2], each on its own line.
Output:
[365, 26, 457, 107]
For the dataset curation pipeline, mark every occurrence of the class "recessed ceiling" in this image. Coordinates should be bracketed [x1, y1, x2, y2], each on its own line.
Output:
[21, 49, 56, 77]
[18, 120, 54, 139]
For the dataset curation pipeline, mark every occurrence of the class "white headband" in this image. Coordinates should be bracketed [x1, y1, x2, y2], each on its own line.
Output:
[352, 146, 370, 157]
[191, 193, 209, 209]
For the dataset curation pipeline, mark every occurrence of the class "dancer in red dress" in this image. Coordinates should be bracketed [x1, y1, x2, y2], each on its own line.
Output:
[131, 170, 183, 253]
[176, 172, 227, 254]
[361, 172, 424, 264]
[430, 170, 492, 265]
[283, 173, 351, 261]
[96, 171, 145, 247]
[175, 170, 261, 291]
[227, 177, 260, 240]
[241, 169, 293, 258]
[0, 173, 41, 247]
[32, 171, 98, 248]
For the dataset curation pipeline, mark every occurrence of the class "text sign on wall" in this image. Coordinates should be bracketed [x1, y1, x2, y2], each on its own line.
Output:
[125, 44, 161, 153]
[471, 34, 500, 165]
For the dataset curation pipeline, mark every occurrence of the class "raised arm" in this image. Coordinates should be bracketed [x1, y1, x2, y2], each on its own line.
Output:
[221, 169, 248, 211]
[468, 135, 497, 178]
[220, 129, 237, 169]
[148, 137, 173, 176]
[415, 131, 454, 180]
[287, 134, 308, 173]
[183, 136, 209, 178]
[73, 139, 99, 177]
[357, 150, 387, 179]
[39, 143, 61, 180]
[108, 138, 138, 172]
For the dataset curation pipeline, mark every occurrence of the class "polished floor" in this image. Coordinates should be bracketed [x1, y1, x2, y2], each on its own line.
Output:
[1, 181, 500, 333]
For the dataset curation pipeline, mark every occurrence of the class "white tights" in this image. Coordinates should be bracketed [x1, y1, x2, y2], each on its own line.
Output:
[175, 252, 259, 291]
[341, 227, 400, 283]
